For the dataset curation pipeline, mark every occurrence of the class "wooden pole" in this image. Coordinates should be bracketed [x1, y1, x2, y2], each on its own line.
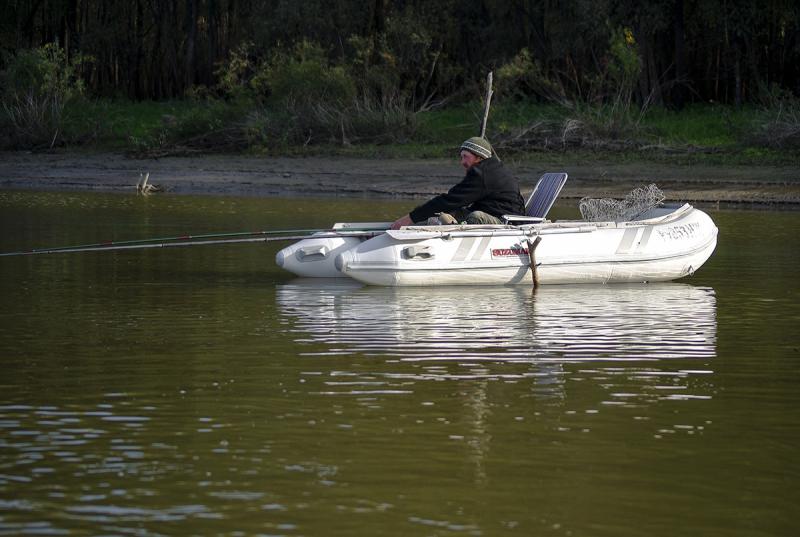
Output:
[527, 236, 542, 288]
[480, 71, 493, 138]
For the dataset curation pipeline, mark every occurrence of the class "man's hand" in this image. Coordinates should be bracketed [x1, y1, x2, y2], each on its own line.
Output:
[390, 214, 413, 230]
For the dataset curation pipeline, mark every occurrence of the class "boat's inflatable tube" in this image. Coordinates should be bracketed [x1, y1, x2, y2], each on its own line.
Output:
[275, 222, 390, 278]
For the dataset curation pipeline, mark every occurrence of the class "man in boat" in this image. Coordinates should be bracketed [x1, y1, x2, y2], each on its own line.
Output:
[390, 137, 525, 229]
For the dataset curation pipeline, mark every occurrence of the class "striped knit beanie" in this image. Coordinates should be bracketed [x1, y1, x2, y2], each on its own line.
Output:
[460, 137, 493, 159]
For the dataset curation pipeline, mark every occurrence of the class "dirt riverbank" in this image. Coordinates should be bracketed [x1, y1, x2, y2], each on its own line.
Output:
[1, 151, 799, 207]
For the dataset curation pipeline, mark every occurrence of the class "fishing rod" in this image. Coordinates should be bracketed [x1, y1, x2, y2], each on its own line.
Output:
[0, 226, 387, 257]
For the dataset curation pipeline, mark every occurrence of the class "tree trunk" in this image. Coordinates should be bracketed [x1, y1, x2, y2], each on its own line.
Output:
[636, 26, 663, 106]
[673, 0, 686, 109]
[206, 0, 218, 86]
[60, 0, 77, 61]
[734, 40, 742, 107]
[185, 0, 197, 88]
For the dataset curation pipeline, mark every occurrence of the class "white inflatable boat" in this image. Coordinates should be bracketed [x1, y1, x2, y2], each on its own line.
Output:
[275, 173, 718, 286]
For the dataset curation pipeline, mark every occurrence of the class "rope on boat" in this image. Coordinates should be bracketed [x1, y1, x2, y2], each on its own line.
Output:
[0, 227, 386, 257]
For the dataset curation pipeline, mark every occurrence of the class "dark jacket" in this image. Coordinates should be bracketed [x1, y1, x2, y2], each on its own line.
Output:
[409, 156, 525, 222]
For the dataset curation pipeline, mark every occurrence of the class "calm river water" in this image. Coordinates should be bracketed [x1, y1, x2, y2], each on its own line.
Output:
[0, 191, 798, 536]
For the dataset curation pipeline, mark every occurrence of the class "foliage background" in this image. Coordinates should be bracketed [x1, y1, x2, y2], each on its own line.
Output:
[1, 0, 799, 153]
[4, 0, 798, 105]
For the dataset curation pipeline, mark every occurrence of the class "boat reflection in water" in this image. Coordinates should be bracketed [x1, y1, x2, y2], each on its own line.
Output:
[276, 281, 717, 390]
[277, 281, 717, 481]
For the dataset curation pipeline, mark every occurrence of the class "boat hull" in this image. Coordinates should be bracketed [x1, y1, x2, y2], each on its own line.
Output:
[276, 204, 718, 286]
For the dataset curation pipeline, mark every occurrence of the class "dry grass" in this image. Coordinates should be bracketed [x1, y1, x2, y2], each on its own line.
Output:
[2, 92, 65, 148]
[493, 117, 646, 153]
[747, 104, 800, 149]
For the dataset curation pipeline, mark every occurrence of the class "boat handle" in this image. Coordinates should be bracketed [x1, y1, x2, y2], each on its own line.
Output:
[403, 245, 434, 260]
[297, 244, 329, 261]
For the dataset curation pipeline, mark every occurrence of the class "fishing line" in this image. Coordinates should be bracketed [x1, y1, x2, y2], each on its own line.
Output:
[0, 227, 386, 257]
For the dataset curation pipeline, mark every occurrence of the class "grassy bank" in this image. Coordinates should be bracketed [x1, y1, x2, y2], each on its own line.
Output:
[3, 42, 798, 166]
[2, 96, 798, 166]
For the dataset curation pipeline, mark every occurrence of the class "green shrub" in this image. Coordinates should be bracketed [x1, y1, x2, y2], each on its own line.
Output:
[0, 43, 89, 148]
[213, 41, 256, 100]
[346, 11, 441, 108]
[605, 27, 641, 106]
[242, 40, 420, 148]
[496, 48, 567, 104]
[250, 40, 355, 106]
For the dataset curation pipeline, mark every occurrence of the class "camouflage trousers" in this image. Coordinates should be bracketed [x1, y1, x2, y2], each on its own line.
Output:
[423, 209, 503, 226]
